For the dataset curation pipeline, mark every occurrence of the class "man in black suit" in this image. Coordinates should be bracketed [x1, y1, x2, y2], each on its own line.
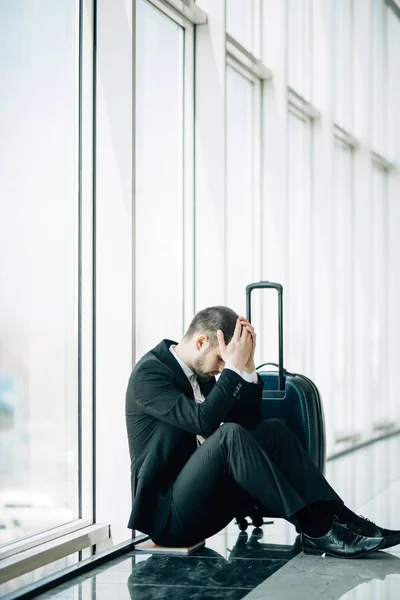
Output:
[125, 306, 400, 558]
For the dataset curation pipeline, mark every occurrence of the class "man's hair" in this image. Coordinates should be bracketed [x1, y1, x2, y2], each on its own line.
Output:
[183, 306, 238, 347]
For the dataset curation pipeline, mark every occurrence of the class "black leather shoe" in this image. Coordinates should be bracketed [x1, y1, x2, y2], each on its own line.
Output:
[301, 519, 384, 558]
[345, 515, 400, 550]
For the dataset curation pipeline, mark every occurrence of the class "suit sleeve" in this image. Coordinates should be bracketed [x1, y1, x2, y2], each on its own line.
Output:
[130, 363, 246, 437]
[223, 374, 263, 429]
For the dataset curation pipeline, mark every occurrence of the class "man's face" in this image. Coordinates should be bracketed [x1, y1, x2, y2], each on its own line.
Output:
[192, 343, 225, 381]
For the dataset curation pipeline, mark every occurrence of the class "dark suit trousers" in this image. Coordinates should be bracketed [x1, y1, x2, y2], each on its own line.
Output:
[152, 419, 342, 547]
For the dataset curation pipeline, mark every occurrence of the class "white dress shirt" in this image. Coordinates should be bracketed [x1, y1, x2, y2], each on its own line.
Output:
[169, 344, 257, 446]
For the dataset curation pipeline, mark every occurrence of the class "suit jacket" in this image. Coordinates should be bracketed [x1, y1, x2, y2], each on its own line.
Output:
[125, 339, 263, 536]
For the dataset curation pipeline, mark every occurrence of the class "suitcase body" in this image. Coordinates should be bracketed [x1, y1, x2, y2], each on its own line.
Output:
[259, 366, 325, 473]
[235, 282, 326, 530]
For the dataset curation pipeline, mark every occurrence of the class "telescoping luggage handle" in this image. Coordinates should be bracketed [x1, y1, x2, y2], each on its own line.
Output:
[246, 281, 285, 398]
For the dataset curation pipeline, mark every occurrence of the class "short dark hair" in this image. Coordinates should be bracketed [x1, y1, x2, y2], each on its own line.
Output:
[183, 306, 238, 347]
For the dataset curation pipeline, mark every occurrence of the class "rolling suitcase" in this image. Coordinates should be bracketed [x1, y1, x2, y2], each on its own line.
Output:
[235, 281, 326, 530]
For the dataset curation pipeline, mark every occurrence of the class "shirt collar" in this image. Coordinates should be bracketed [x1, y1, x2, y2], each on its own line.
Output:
[169, 344, 195, 381]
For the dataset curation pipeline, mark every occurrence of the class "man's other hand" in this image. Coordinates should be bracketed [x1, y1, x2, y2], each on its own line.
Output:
[217, 318, 253, 373]
[239, 317, 256, 373]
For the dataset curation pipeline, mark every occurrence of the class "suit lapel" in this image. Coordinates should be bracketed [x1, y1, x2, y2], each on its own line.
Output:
[152, 339, 216, 399]
[152, 339, 195, 397]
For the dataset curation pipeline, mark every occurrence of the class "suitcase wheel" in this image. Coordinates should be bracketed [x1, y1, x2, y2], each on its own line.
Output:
[252, 515, 264, 528]
[236, 517, 249, 531]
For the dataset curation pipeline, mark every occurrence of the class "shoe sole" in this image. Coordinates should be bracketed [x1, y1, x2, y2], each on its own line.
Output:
[303, 542, 383, 559]
[381, 539, 400, 550]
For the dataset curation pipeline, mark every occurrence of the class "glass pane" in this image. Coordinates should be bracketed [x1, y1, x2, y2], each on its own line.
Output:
[332, 143, 353, 440]
[286, 112, 311, 374]
[0, 552, 79, 597]
[135, 0, 184, 360]
[226, 0, 253, 51]
[226, 66, 254, 317]
[371, 0, 386, 153]
[287, 0, 309, 96]
[371, 166, 388, 428]
[0, 1, 78, 544]
[333, 0, 353, 129]
[387, 8, 400, 162]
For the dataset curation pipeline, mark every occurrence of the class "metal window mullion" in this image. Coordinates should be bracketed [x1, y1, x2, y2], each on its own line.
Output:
[182, 24, 195, 331]
[76, 0, 83, 525]
[80, 0, 95, 525]
[252, 78, 262, 284]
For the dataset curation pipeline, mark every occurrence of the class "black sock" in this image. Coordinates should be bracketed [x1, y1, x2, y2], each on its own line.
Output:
[294, 504, 333, 538]
[314, 500, 357, 524]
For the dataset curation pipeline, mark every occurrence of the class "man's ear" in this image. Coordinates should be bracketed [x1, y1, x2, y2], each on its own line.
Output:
[195, 335, 209, 352]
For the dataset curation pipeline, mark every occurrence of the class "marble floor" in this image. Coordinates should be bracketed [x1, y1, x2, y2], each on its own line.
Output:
[34, 434, 400, 600]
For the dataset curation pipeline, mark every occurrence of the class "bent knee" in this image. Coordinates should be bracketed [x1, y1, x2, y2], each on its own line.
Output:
[219, 422, 246, 436]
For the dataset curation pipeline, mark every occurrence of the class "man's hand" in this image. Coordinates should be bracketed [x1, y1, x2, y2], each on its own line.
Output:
[217, 318, 253, 373]
[238, 317, 256, 373]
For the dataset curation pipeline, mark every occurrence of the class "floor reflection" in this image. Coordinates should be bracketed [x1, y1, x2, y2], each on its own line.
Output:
[125, 529, 299, 599]
[243, 550, 400, 600]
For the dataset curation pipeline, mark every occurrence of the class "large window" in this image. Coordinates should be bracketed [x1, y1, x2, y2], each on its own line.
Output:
[135, 0, 193, 360]
[332, 142, 354, 441]
[0, 1, 79, 544]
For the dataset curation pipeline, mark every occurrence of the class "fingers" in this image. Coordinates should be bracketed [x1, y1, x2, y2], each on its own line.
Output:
[251, 332, 257, 356]
[240, 325, 252, 348]
[240, 327, 253, 361]
[217, 329, 226, 351]
[239, 316, 255, 339]
[233, 317, 242, 341]
[238, 317, 257, 358]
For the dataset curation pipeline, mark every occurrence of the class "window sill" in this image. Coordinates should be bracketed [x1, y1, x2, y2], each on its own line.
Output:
[0, 524, 110, 584]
